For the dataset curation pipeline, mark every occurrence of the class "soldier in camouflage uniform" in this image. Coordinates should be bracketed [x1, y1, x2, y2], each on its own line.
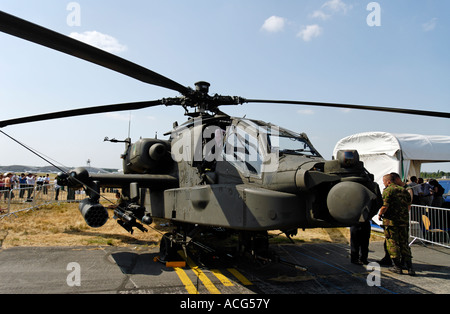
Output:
[378, 173, 415, 275]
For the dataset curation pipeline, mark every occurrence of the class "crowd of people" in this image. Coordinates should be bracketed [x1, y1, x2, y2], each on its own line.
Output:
[407, 176, 445, 207]
[350, 173, 446, 276]
[0, 173, 60, 200]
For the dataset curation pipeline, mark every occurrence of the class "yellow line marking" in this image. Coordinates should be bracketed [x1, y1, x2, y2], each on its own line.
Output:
[178, 250, 221, 294]
[227, 268, 253, 285]
[174, 267, 198, 294]
[210, 269, 234, 287]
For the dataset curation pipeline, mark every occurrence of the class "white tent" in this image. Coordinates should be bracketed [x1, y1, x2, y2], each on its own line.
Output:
[333, 132, 450, 190]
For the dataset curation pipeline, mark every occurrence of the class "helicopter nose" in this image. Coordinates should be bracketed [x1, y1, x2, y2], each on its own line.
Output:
[326, 181, 376, 224]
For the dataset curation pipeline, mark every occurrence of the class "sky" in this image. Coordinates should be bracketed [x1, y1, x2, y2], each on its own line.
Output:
[0, 0, 449, 172]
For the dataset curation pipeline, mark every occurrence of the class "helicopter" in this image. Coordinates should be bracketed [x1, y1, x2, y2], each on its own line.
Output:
[1, 11, 449, 261]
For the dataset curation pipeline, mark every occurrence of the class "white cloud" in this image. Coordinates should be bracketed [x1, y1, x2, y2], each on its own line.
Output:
[262, 2, 351, 41]
[310, 10, 331, 20]
[297, 24, 323, 42]
[322, 0, 352, 13]
[305, 1, 351, 40]
[422, 18, 438, 32]
[69, 31, 127, 54]
[261, 16, 286, 33]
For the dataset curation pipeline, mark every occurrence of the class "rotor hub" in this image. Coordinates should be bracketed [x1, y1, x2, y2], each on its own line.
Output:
[195, 81, 210, 94]
[160, 81, 246, 117]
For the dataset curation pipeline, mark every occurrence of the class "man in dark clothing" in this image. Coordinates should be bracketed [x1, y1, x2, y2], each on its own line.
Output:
[350, 220, 371, 265]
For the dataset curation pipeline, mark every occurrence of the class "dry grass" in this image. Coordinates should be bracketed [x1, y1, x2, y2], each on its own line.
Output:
[0, 200, 383, 249]
[0, 201, 167, 248]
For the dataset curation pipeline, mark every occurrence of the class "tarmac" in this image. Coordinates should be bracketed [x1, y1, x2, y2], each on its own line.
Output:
[0, 240, 448, 295]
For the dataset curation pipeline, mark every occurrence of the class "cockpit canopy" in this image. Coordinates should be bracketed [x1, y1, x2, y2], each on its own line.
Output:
[170, 116, 321, 177]
[223, 118, 321, 176]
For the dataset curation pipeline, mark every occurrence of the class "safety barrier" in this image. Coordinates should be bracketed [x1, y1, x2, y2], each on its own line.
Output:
[409, 204, 449, 248]
[0, 184, 85, 219]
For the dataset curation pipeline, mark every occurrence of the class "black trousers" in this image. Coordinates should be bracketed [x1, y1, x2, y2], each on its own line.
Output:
[350, 221, 371, 261]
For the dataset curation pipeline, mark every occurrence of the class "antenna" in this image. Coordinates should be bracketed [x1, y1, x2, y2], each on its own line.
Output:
[127, 111, 132, 138]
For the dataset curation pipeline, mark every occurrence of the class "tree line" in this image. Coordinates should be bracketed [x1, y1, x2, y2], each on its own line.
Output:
[419, 171, 450, 179]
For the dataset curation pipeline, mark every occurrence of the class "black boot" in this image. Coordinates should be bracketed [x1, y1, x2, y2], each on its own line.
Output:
[360, 254, 369, 265]
[351, 253, 363, 265]
[389, 258, 403, 274]
[379, 255, 392, 266]
[351, 257, 363, 265]
[406, 261, 416, 276]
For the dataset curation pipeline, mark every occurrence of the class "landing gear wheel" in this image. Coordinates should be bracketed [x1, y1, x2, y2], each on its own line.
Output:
[159, 232, 180, 263]
[239, 231, 269, 257]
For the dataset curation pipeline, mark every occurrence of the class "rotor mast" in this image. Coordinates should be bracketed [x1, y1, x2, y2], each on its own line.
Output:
[161, 81, 246, 117]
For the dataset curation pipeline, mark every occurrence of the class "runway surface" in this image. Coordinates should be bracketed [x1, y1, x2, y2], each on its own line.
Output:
[0, 241, 448, 294]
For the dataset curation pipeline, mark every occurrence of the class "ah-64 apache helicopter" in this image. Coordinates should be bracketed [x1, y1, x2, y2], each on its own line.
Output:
[1, 11, 449, 262]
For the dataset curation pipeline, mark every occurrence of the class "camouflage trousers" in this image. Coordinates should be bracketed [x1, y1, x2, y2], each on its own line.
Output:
[384, 225, 412, 263]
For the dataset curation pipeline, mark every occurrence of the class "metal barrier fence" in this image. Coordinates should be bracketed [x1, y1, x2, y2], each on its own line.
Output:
[409, 204, 449, 248]
[0, 184, 86, 219]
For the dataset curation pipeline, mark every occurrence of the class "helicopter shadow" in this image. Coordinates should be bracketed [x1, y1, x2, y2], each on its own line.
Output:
[111, 250, 165, 276]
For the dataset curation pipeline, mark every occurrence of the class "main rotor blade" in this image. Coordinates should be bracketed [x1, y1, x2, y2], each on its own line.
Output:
[0, 11, 190, 95]
[244, 99, 450, 119]
[0, 100, 162, 128]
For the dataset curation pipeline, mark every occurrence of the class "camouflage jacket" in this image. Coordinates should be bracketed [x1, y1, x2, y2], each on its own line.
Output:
[382, 183, 411, 226]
